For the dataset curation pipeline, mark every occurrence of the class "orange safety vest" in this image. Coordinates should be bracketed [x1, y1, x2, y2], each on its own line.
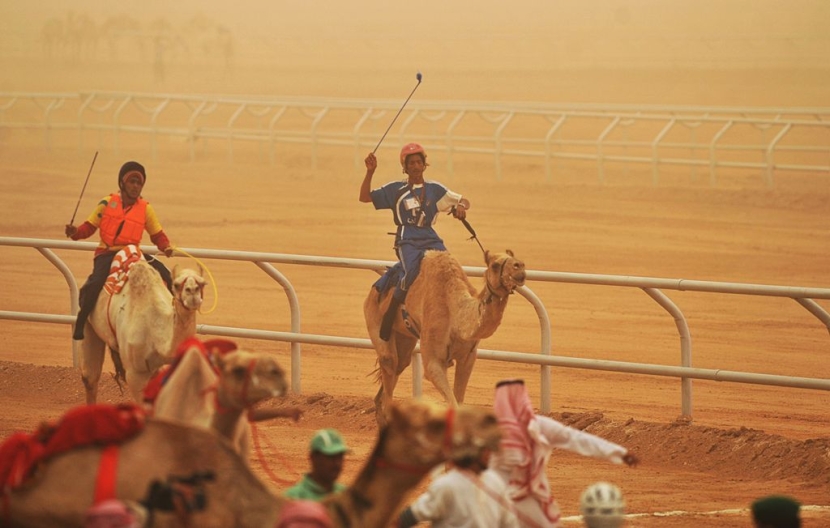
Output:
[99, 193, 148, 248]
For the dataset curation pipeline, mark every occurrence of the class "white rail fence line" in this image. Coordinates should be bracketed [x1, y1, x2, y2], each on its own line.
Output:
[1, 237, 829, 418]
[2, 92, 829, 186]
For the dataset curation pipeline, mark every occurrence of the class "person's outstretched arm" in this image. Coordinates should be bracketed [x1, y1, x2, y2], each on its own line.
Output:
[359, 152, 377, 203]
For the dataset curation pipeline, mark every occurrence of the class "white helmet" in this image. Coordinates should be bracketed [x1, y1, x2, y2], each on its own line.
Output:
[579, 481, 625, 528]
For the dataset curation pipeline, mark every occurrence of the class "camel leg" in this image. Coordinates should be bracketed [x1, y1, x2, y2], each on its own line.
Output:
[79, 328, 106, 405]
[420, 332, 458, 407]
[374, 341, 400, 427]
[451, 343, 479, 405]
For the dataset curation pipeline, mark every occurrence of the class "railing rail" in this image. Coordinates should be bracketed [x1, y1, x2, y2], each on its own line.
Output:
[2, 92, 829, 186]
[2, 237, 829, 418]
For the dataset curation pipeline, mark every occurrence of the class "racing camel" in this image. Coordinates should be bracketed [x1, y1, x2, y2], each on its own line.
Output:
[1, 400, 502, 528]
[365, 249, 526, 426]
[79, 247, 206, 404]
[148, 337, 301, 460]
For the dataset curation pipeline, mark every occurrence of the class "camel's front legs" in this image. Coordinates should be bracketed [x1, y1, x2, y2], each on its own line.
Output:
[421, 346, 458, 408]
[79, 328, 106, 405]
[451, 343, 479, 405]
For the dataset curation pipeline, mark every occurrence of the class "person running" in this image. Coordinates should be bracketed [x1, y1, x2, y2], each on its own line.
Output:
[490, 379, 639, 528]
[360, 143, 470, 340]
[65, 161, 174, 340]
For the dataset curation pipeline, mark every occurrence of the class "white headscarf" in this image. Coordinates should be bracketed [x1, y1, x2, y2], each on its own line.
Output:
[493, 379, 559, 524]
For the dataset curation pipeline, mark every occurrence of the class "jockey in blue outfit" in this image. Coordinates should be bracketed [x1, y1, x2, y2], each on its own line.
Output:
[360, 143, 471, 341]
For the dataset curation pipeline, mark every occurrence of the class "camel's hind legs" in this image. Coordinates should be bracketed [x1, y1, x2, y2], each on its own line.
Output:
[79, 326, 106, 405]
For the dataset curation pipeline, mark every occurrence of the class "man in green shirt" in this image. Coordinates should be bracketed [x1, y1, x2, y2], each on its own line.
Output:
[284, 429, 350, 501]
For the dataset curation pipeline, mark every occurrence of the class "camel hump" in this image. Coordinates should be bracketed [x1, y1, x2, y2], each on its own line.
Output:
[421, 250, 465, 278]
[124, 259, 161, 294]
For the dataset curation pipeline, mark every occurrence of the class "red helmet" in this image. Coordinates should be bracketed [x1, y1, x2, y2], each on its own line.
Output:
[399, 143, 427, 167]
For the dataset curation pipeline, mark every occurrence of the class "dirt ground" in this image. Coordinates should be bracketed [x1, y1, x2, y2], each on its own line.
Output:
[2, 2, 830, 526]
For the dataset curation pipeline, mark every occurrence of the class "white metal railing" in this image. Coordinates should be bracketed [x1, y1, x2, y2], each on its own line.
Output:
[2, 237, 830, 419]
[2, 92, 829, 186]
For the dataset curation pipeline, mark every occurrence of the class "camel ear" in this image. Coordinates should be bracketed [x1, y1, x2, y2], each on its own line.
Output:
[172, 264, 179, 278]
[506, 249, 514, 257]
[484, 250, 491, 265]
[198, 263, 205, 277]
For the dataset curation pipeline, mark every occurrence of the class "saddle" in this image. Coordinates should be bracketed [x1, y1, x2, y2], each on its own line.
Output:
[104, 245, 144, 295]
[0, 403, 146, 491]
[142, 336, 239, 405]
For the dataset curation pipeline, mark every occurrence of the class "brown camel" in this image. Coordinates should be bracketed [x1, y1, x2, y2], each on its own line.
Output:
[2, 400, 501, 528]
[365, 249, 526, 426]
[80, 260, 206, 404]
[150, 339, 298, 460]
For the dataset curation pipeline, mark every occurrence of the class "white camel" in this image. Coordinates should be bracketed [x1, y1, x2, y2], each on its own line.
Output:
[79, 249, 206, 404]
[148, 338, 299, 460]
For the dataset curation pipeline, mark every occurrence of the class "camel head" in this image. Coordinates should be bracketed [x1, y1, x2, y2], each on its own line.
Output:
[483, 249, 526, 299]
[380, 400, 501, 471]
[214, 350, 288, 411]
[172, 266, 206, 310]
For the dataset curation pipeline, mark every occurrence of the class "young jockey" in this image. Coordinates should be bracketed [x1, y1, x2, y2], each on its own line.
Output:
[360, 143, 470, 341]
[65, 161, 174, 340]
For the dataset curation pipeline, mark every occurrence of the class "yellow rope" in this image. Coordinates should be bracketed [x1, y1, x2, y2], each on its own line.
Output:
[169, 246, 219, 315]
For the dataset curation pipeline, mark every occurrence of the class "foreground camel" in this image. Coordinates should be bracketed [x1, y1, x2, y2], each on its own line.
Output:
[365, 249, 526, 425]
[80, 256, 206, 404]
[2, 400, 502, 528]
[149, 338, 297, 459]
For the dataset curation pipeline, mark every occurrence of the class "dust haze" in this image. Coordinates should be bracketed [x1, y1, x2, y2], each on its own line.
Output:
[1, 0, 829, 105]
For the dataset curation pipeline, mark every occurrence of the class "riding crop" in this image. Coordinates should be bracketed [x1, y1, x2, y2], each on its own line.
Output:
[69, 151, 98, 225]
[372, 71, 423, 154]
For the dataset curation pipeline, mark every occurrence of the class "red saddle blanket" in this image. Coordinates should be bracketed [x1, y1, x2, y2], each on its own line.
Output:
[0, 403, 146, 491]
[142, 336, 239, 405]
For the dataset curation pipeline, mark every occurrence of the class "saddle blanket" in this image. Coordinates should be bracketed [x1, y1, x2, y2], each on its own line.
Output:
[0, 403, 146, 491]
[104, 245, 144, 295]
[142, 336, 239, 405]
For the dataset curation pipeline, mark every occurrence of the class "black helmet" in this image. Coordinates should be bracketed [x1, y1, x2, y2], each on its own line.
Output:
[118, 161, 146, 190]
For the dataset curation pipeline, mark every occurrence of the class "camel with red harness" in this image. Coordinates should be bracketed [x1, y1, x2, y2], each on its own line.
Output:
[0, 399, 502, 528]
[145, 337, 300, 460]
[79, 245, 206, 404]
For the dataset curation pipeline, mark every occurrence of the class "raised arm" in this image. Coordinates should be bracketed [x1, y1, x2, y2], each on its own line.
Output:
[359, 152, 377, 203]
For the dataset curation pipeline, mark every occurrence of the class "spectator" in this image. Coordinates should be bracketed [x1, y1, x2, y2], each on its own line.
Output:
[490, 379, 639, 528]
[397, 447, 519, 528]
[284, 429, 349, 501]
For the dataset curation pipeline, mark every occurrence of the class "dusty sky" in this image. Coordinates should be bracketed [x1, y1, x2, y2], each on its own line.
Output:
[1, 0, 828, 104]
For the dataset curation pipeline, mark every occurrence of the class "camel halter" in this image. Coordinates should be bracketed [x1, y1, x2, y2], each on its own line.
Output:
[483, 257, 512, 304]
[213, 359, 257, 414]
[167, 246, 219, 315]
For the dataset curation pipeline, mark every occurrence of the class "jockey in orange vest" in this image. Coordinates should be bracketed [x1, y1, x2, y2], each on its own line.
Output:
[65, 161, 175, 341]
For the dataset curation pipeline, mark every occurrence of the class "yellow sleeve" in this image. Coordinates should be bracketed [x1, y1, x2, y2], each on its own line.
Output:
[144, 202, 165, 236]
[85, 196, 110, 227]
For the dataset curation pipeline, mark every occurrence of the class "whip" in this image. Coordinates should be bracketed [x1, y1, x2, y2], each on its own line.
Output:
[69, 151, 98, 225]
[372, 71, 423, 154]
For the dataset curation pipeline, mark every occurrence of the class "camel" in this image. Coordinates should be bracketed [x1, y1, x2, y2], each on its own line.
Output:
[149, 338, 299, 460]
[80, 251, 206, 405]
[2, 400, 502, 528]
[365, 249, 526, 426]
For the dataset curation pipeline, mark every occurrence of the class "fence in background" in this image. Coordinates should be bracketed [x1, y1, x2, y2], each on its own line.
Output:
[2, 237, 830, 419]
[2, 91, 829, 186]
